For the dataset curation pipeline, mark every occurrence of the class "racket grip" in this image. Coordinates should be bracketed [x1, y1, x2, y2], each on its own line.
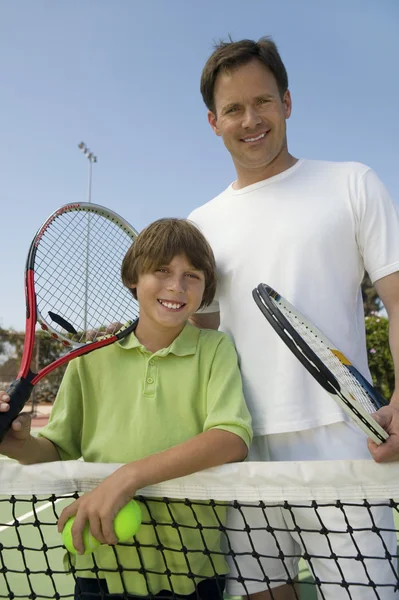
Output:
[0, 378, 34, 442]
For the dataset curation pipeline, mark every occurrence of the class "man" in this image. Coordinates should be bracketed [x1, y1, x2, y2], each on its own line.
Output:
[189, 37, 399, 599]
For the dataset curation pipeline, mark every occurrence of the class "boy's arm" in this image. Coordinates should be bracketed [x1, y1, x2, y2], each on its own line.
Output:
[0, 395, 60, 463]
[0, 359, 83, 464]
[58, 427, 247, 554]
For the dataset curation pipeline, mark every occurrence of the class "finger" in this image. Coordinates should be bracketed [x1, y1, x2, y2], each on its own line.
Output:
[58, 500, 80, 532]
[85, 329, 98, 341]
[368, 435, 399, 463]
[106, 322, 122, 334]
[0, 393, 10, 412]
[88, 514, 107, 545]
[71, 512, 88, 555]
[100, 513, 118, 545]
[11, 413, 31, 433]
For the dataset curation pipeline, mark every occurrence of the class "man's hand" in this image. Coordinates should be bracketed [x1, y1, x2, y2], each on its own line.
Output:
[368, 403, 399, 462]
[57, 465, 136, 554]
[0, 391, 32, 457]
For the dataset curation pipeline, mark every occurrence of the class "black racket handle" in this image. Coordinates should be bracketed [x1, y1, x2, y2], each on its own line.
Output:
[0, 378, 34, 443]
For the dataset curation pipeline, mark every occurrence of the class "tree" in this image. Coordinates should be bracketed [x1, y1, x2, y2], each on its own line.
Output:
[365, 314, 394, 399]
[0, 329, 67, 404]
[361, 273, 381, 316]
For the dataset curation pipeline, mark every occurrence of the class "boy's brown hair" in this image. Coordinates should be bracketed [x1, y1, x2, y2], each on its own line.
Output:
[121, 218, 217, 309]
[201, 36, 289, 114]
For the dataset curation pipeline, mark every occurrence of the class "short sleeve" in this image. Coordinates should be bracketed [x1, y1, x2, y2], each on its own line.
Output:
[38, 360, 83, 460]
[356, 169, 399, 284]
[203, 335, 252, 448]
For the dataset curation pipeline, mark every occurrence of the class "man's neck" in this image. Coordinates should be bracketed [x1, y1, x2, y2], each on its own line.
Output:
[233, 153, 298, 190]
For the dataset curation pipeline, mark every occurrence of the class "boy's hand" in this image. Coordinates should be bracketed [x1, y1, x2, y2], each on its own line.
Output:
[0, 392, 32, 456]
[57, 464, 137, 554]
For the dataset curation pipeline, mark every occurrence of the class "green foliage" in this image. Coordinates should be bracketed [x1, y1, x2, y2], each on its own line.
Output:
[365, 314, 394, 399]
[0, 329, 67, 399]
[361, 273, 381, 316]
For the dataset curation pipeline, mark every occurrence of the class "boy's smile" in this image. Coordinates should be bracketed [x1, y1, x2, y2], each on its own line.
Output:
[157, 299, 186, 311]
[132, 254, 205, 352]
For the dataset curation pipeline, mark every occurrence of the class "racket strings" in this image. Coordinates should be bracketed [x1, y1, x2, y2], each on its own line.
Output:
[34, 210, 138, 345]
[275, 303, 376, 414]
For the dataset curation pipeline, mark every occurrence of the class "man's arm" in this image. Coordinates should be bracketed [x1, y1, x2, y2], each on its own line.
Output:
[375, 272, 399, 405]
[189, 311, 220, 330]
[368, 271, 399, 461]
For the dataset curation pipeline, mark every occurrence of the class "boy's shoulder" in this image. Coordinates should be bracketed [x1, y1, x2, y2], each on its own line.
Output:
[172, 323, 235, 356]
[196, 325, 230, 342]
[195, 326, 235, 352]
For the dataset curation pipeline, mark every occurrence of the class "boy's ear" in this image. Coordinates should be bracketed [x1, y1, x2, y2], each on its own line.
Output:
[128, 284, 138, 300]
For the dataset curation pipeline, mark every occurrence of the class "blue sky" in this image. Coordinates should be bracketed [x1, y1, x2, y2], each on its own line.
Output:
[1, 0, 398, 330]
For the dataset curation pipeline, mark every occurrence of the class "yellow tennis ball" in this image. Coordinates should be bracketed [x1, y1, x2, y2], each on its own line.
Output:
[113, 500, 142, 541]
[61, 500, 142, 554]
[62, 517, 101, 555]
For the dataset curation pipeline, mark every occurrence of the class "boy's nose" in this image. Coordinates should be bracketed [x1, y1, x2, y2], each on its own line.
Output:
[167, 276, 185, 292]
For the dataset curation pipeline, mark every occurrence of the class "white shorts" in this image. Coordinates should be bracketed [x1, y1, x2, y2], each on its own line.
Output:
[226, 422, 398, 599]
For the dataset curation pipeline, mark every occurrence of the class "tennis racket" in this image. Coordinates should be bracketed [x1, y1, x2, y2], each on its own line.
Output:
[253, 283, 389, 445]
[0, 202, 139, 442]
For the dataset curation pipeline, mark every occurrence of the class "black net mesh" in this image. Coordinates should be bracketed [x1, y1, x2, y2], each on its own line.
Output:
[1, 460, 398, 599]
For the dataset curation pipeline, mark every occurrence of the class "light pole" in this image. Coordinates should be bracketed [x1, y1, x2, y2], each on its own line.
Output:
[78, 141, 97, 203]
[78, 142, 97, 332]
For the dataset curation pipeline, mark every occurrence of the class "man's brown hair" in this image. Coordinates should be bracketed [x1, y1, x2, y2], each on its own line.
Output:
[201, 36, 289, 114]
[121, 218, 217, 309]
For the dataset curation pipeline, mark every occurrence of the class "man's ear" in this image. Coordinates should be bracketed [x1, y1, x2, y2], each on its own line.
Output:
[208, 110, 221, 136]
[283, 89, 292, 119]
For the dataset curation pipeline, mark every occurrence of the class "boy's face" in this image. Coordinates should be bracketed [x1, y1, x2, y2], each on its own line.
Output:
[132, 254, 206, 333]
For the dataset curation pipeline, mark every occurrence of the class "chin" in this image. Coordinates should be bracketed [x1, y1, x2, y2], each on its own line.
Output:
[159, 316, 187, 328]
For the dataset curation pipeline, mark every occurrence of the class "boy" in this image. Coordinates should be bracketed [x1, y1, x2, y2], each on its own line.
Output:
[0, 218, 252, 599]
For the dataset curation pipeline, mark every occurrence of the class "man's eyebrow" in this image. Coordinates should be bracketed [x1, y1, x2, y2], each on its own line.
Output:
[221, 102, 241, 113]
[256, 93, 275, 100]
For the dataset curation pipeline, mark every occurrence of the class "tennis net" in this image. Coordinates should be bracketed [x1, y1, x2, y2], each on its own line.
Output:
[1, 459, 399, 599]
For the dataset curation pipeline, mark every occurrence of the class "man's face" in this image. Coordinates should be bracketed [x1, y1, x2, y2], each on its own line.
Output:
[208, 59, 292, 181]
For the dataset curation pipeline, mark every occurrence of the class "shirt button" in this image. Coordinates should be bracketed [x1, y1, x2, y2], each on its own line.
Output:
[149, 359, 155, 365]
[147, 377, 154, 384]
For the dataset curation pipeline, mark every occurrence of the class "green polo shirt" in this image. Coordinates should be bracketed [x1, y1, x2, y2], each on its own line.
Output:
[40, 323, 252, 596]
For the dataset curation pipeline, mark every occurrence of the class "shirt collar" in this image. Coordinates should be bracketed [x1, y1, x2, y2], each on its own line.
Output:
[117, 322, 200, 357]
